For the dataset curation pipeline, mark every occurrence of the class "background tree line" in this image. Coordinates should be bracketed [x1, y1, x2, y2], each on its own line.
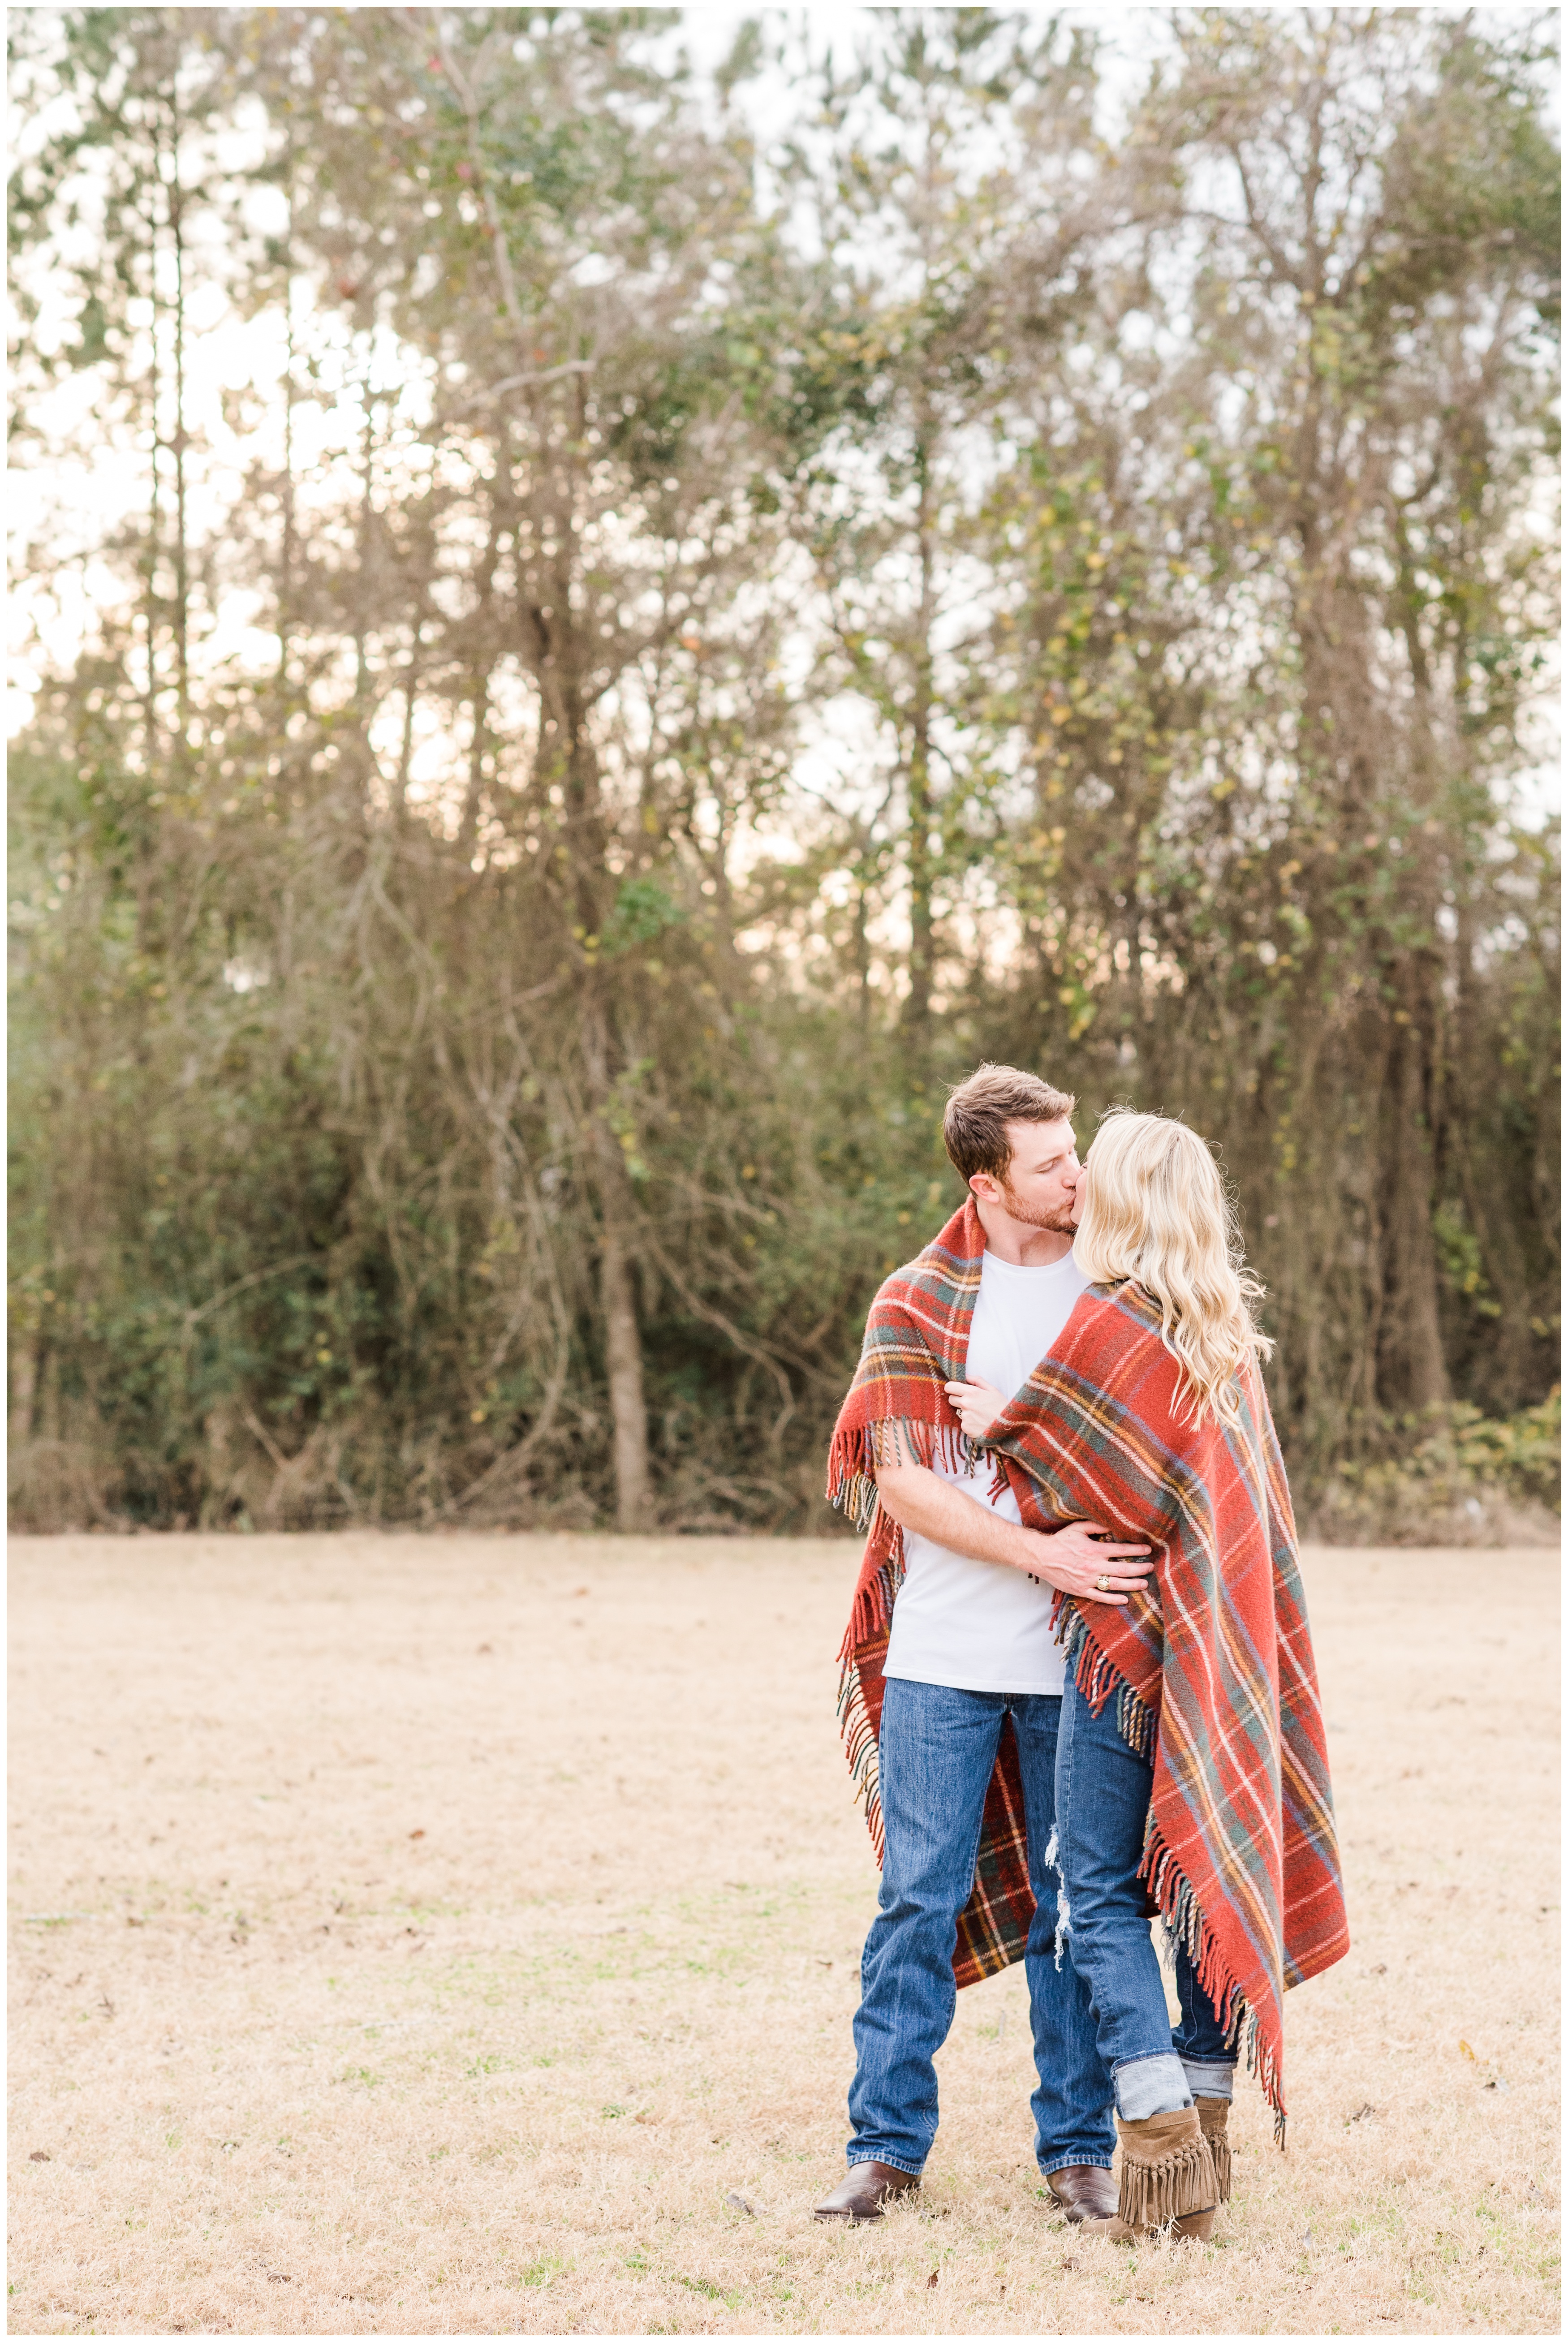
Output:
[9, 6, 1559, 1538]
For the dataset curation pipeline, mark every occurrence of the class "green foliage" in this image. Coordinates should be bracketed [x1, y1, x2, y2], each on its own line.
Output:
[1314, 1391, 1561, 1544]
[7, 5, 1559, 1537]
[599, 880, 687, 959]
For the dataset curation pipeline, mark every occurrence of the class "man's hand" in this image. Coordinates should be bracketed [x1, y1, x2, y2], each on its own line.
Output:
[1024, 1518, 1154, 1605]
[874, 1463, 1152, 1605]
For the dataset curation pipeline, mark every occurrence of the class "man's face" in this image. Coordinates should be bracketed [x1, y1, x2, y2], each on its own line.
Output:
[971, 1117, 1081, 1233]
[1068, 1151, 1090, 1230]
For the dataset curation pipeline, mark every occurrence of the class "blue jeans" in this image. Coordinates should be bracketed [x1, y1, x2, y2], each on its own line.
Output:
[847, 1679, 1116, 2178]
[1055, 1671, 1235, 2099]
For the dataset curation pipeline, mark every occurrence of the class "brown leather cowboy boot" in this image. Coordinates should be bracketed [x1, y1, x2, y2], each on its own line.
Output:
[1080, 2108, 1219, 2243]
[1046, 2165, 1119, 2223]
[813, 2160, 920, 2224]
[1194, 2097, 1231, 2204]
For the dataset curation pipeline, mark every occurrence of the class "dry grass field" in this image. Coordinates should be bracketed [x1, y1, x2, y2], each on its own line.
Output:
[8, 1533, 1560, 2337]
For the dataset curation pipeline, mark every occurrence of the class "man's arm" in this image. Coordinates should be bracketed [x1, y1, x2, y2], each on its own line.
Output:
[874, 1464, 1152, 1606]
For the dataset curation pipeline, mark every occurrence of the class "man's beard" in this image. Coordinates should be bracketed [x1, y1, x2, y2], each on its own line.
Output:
[1000, 1180, 1076, 1235]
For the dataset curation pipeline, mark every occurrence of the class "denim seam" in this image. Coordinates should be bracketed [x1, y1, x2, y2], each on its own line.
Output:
[848, 1685, 1004, 2177]
[1039, 2155, 1115, 2177]
[954, 1764, 996, 1954]
[1050, 1686, 1078, 1958]
[1053, 1681, 1077, 1974]
[880, 1685, 1002, 1927]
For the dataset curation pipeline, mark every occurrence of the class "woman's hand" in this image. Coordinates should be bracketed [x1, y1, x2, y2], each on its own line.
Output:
[945, 1377, 1009, 1440]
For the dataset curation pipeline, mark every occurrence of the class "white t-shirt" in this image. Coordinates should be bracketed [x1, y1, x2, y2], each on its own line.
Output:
[883, 1245, 1090, 1696]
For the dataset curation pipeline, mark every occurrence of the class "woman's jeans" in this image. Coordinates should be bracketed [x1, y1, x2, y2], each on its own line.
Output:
[1055, 1670, 1236, 2106]
[847, 1679, 1116, 2178]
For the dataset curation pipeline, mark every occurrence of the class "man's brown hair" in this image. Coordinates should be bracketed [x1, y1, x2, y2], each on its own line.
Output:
[942, 1063, 1077, 1185]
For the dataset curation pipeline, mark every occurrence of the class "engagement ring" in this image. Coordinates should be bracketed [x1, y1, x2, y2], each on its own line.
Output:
[1096, 1572, 1111, 1591]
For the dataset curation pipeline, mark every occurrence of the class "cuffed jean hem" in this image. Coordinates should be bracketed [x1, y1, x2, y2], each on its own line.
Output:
[1112, 2050, 1193, 2119]
[1180, 2058, 1236, 2101]
[1038, 2153, 1115, 2176]
[846, 2150, 923, 2178]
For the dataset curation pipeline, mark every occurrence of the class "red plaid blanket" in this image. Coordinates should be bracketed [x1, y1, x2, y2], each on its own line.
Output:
[827, 1199, 1042, 1988]
[827, 1204, 1349, 2133]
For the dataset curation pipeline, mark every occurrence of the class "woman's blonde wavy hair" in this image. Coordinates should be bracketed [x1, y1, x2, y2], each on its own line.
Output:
[1073, 1110, 1272, 1430]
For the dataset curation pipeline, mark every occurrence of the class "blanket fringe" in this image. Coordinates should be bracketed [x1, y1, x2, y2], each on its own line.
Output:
[838, 1550, 905, 1665]
[1145, 1819, 1286, 2147]
[825, 1424, 880, 1539]
[836, 1649, 885, 1861]
[836, 1546, 907, 1864]
[1060, 1603, 1287, 2148]
[826, 1415, 977, 1545]
[1059, 1605, 1158, 1755]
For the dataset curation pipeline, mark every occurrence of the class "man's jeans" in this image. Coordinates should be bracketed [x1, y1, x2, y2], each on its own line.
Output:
[847, 1679, 1115, 2178]
[1055, 1671, 1236, 2102]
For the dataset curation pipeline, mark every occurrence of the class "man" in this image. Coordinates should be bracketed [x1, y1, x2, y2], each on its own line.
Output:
[816, 1064, 1153, 2226]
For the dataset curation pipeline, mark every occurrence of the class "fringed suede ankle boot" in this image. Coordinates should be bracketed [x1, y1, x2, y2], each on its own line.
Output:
[1194, 2097, 1231, 2205]
[1081, 2107, 1218, 2244]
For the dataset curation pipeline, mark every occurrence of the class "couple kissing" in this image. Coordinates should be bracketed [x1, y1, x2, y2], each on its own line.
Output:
[816, 1063, 1348, 2243]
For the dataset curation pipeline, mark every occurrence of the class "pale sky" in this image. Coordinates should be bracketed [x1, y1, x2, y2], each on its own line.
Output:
[8, 2, 1558, 827]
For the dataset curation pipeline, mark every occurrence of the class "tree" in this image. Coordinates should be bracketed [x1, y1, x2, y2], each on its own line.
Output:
[981, 5, 1559, 1453]
[770, 11, 1109, 1050]
[227, 4, 808, 1527]
[8, 7, 1558, 1535]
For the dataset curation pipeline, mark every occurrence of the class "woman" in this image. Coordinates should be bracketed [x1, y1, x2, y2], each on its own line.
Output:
[947, 1111, 1348, 2242]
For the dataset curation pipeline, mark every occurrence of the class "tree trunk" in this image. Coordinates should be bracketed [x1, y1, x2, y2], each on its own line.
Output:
[905, 685, 934, 1039]
[168, 133, 190, 758]
[9, 1337, 39, 1447]
[1377, 1012, 1450, 1412]
[902, 438, 936, 1044]
[597, 1192, 650, 1530]
[582, 1005, 650, 1529]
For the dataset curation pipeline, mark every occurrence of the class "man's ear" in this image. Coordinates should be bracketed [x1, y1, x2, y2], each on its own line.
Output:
[968, 1170, 999, 1205]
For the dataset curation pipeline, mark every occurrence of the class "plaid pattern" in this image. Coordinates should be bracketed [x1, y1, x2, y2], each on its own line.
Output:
[826, 1199, 1038, 1987]
[987, 1282, 1350, 2137]
[827, 1207, 1348, 2129]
